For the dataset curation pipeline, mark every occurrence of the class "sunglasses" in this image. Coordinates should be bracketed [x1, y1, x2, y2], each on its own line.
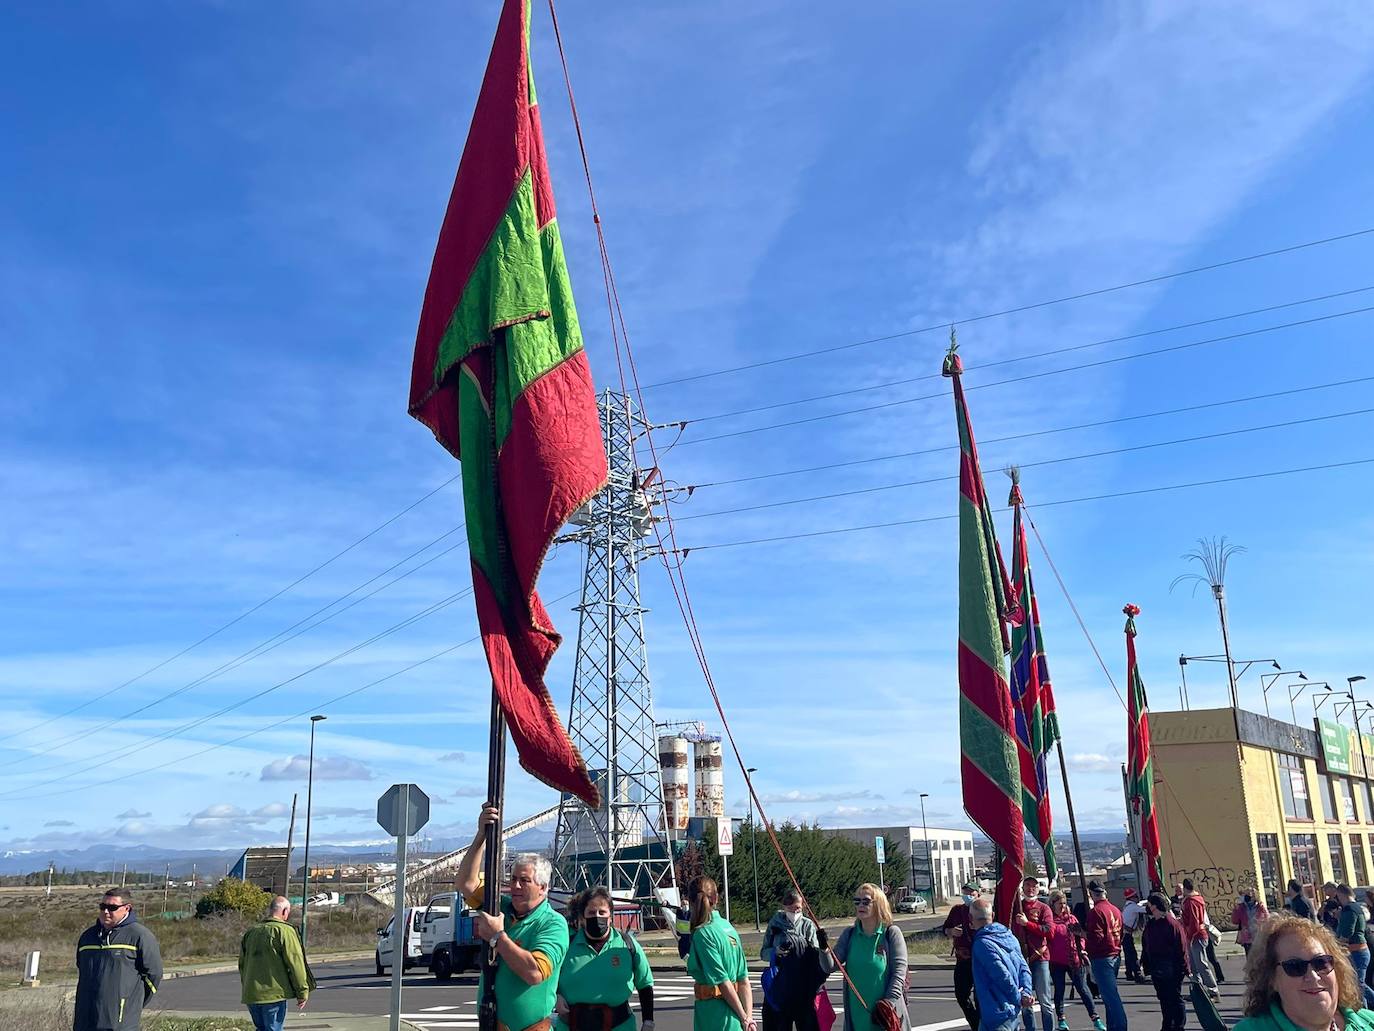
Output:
[98, 903, 128, 912]
[1278, 955, 1335, 978]
[853, 897, 873, 906]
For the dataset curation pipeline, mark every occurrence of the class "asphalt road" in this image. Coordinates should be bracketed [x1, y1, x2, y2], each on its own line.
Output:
[153, 951, 1250, 1031]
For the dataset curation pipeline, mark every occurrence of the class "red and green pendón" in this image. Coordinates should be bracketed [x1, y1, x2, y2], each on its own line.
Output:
[944, 340, 1025, 924]
[408, 0, 606, 806]
[1008, 473, 1059, 882]
[1124, 604, 1164, 890]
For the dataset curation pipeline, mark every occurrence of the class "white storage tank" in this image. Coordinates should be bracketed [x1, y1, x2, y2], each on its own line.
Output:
[658, 734, 691, 839]
[693, 736, 724, 819]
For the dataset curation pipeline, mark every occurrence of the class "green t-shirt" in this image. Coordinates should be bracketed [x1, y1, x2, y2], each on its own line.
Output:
[844, 925, 888, 1031]
[555, 928, 653, 1031]
[479, 895, 570, 1031]
[686, 912, 748, 1031]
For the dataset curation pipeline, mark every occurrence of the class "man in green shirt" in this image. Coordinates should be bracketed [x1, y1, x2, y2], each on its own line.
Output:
[459, 806, 570, 1031]
[238, 896, 311, 1031]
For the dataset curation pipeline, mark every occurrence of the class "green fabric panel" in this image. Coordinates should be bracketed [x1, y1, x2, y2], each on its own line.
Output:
[523, 0, 537, 107]
[959, 693, 1020, 799]
[431, 172, 585, 437]
[458, 364, 505, 604]
[958, 494, 1004, 672]
[491, 222, 584, 450]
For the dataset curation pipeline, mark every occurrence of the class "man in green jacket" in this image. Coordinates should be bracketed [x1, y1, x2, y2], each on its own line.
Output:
[239, 896, 311, 1031]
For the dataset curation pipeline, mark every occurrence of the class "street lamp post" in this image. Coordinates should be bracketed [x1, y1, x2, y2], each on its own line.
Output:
[918, 793, 933, 903]
[1348, 677, 1369, 777]
[1180, 655, 1280, 711]
[746, 767, 760, 932]
[1261, 671, 1307, 720]
[300, 714, 327, 952]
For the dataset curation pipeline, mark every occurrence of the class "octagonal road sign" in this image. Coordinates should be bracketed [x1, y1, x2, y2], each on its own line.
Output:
[377, 783, 430, 837]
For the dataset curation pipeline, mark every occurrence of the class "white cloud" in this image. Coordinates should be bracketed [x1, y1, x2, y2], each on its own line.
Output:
[44, 820, 75, 828]
[1069, 753, 1121, 774]
[117, 809, 152, 820]
[260, 754, 374, 781]
[438, 752, 467, 763]
[761, 789, 881, 804]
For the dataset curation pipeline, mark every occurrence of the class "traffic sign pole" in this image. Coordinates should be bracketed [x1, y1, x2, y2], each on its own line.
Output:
[389, 783, 408, 1031]
[378, 783, 429, 1031]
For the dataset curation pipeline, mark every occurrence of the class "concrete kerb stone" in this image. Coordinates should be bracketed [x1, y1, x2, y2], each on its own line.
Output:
[157, 1012, 422, 1030]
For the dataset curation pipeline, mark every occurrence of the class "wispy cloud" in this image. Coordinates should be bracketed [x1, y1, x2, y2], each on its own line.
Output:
[260, 754, 375, 782]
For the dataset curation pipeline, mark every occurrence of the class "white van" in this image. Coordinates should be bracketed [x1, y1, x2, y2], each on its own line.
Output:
[375, 906, 425, 976]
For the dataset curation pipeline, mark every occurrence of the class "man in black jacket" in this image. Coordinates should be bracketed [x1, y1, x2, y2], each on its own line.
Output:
[75, 889, 163, 1031]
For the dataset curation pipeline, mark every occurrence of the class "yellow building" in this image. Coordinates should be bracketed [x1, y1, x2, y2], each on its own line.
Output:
[1152, 706, 1374, 924]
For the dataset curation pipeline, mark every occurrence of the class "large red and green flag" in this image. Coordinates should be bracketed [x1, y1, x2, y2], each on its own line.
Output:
[1008, 471, 1058, 881]
[1124, 604, 1164, 890]
[944, 341, 1024, 924]
[408, 0, 606, 806]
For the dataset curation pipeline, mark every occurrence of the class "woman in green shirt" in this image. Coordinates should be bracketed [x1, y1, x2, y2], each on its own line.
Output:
[556, 888, 655, 1031]
[824, 884, 909, 1031]
[1234, 912, 1374, 1031]
[685, 877, 755, 1031]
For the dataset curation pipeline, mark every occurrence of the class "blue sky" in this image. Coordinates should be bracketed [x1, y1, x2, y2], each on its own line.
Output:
[3, 1, 1374, 860]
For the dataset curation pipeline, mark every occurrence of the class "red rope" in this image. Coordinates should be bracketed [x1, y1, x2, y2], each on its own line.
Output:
[544, 0, 873, 1009]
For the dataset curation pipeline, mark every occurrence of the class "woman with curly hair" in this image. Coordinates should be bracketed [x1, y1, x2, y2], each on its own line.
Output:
[1233, 912, 1374, 1031]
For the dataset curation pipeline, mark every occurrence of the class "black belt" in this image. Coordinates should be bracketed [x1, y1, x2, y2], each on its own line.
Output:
[570, 1002, 633, 1031]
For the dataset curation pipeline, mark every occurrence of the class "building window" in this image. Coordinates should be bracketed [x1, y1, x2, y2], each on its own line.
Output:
[1340, 779, 1358, 822]
[1360, 781, 1374, 823]
[1279, 754, 1313, 820]
[1324, 776, 1342, 823]
[1290, 834, 1319, 888]
[1353, 836, 1370, 886]
[1329, 834, 1348, 884]
[1256, 834, 1281, 907]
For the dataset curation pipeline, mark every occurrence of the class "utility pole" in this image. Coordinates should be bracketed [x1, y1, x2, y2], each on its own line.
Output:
[284, 793, 298, 898]
[918, 793, 933, 901]
[746, 767, 760, 932]
[46, 863, 54, 898]
[121, 863, 127, 889]
[163, 864, 170, 912]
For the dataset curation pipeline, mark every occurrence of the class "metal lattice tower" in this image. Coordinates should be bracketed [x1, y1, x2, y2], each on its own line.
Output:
[551, 390, 675, 902]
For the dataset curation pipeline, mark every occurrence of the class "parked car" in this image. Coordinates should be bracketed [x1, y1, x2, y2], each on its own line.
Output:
[376, 906, 426, 976]
[896, 894, 930, 914]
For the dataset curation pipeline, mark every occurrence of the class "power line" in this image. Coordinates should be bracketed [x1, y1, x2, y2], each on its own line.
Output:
[3, 527, 469, 770]
[0, 587, 475, 797]
[642, 227, 1374, 389]
[0, 474, 461, 746]
[682, 457, 1374, 551]
[676, 305, 1374, 446]
[19, 588, 581, 802]
[687, 285, 1374, 424]
[694, 374, 1374, 488]
[677, 407, 1374, 521]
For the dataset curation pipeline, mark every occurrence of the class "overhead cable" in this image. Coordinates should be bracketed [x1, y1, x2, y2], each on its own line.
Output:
[643, 227, 1374, 389]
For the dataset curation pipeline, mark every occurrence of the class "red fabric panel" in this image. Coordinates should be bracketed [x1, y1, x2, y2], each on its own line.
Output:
[471, 561, 597, 804]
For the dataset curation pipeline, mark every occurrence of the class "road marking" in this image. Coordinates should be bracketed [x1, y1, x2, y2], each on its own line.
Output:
[910, 1020, 974, 1031]
[420, 1005, 466, 1011]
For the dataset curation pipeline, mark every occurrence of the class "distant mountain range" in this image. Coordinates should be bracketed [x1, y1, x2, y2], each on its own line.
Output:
[0, 826, 556, 878]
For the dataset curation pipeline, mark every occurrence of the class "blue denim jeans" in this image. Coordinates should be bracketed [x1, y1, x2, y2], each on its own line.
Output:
[1348, 948, 1374, 1009]
[248, 1000, 288, 1031]
[1023, 960, 1054, 1031]
[1089, 957, 1125, 1031]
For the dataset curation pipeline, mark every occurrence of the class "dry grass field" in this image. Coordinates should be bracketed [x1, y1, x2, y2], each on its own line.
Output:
[0, 992, 252, 1031]
[0, 885, 383, 986]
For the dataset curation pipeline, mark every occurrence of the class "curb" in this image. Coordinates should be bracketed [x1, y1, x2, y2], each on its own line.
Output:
[157, 1010, 423, 1030]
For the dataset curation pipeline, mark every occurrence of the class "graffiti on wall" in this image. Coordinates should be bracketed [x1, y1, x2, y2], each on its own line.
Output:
[1168, 865, 1255, 929]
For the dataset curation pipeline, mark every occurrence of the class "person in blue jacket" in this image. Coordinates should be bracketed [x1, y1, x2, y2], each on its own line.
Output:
[970, 898, 1035, 1031]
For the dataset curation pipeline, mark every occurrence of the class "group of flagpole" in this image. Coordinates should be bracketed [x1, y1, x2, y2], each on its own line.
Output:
[948, 329, 1166, 911]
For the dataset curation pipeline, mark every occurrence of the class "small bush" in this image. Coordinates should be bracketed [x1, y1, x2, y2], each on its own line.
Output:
[194, 878, 270, 920]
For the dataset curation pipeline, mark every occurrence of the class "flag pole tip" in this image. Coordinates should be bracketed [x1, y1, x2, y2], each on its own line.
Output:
[1006, 465, 1023, 506]
[942, 327, 962, 377]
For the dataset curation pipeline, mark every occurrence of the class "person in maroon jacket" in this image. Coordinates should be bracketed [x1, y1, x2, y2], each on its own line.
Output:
[1141, 892, 1191, 1031]
[1014, 877, 1055, 1031]
[1180, 877, 1219, 1000]
[1083, 882, 1126, 1031]
[943, 882, 982, 1031]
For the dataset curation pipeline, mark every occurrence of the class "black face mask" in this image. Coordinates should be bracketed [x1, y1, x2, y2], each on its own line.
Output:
[585, 915, 610, 940]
